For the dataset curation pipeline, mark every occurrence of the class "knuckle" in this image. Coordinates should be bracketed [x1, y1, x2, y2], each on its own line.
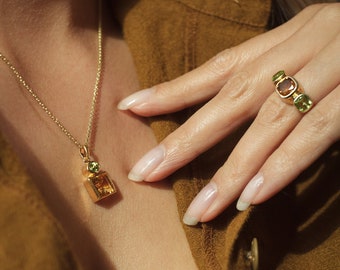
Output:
[304, 104, 340, 144]
[256, 95, 293, 129]
[218, 71, 253, 106]
[164, 128, 196, 163]
[207, 48, 238, 77]
[305, 106, 330, 135]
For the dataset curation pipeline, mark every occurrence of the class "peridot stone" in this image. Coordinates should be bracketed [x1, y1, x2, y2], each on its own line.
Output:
[88, 161, 100, 173]
[294, 94, 313, 113]
[272, 70, 285, 83]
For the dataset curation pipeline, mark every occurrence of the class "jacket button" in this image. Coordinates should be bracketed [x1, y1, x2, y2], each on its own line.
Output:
[246, 238, 259, 270]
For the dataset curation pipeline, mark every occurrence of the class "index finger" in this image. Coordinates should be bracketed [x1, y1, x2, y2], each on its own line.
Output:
[117, 4, 324, 116]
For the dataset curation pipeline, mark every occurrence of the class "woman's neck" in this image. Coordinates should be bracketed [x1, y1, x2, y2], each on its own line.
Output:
[0, 0, 107, 104]
[0, 0, 98, 53]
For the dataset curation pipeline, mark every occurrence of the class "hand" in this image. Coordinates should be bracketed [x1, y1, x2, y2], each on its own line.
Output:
[117, 4, 340, 225]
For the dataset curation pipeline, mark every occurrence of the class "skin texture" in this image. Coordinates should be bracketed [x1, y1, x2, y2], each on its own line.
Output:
[0, 0, 198, 269]
[118, 3, 340, 224]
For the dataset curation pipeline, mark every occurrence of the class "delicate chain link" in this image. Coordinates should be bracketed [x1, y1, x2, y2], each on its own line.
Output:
[85, 0, 102, 148]
[0, 0, 102, 150]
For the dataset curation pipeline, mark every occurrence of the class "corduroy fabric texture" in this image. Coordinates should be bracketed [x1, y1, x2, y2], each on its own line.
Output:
[0, 0, 339, 269]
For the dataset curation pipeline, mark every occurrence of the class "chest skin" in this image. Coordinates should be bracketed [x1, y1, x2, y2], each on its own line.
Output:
[0, 18, 198, 270]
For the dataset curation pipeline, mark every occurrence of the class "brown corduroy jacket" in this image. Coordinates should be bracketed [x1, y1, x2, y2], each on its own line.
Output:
[0, 0, 339, 269]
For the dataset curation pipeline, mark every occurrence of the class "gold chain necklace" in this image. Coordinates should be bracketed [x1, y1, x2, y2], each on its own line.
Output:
[0, 0, 116, 203]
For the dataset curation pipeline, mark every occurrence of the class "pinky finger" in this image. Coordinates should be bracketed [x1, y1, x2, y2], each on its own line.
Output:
[237, 85, 340, 210]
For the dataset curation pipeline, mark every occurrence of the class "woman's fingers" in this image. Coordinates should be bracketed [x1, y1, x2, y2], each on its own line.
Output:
[184, 36, 340, 224]
[126, 7, 339, 183]
[251, 86, 340, 204]
[235, 86, 340, 210]
[185, 84, 340, 225]
[118, 3, 340, 227]
[117, 4, 324, 116]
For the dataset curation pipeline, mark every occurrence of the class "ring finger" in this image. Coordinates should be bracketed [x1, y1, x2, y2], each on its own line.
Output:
[185, 35, 340, 223]
[130, 11, 339, 183]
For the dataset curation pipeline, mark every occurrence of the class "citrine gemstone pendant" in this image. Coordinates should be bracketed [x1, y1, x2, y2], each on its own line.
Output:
[80, 145, 117, 202]
[84, 170, 117, 202]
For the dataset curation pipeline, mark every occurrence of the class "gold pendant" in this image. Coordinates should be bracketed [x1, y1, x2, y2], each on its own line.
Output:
[80, 146, 117, 202]
[84, 169, 117, 203]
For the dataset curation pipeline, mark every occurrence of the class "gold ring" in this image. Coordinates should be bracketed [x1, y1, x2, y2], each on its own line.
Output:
[272, 70, 313, 113]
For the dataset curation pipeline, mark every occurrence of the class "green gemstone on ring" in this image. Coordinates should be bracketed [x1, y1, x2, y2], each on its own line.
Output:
[88, 161, 100, 173]
[294, 94, 313, 113]
[272, 70, 286, 83]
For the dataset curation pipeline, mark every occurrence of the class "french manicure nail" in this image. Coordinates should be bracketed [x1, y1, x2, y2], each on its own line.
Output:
[183, 182, 218, 226]
[117, 88, 154, 110]
[128, 145, 165, 182]
[236, 173, 264, 211]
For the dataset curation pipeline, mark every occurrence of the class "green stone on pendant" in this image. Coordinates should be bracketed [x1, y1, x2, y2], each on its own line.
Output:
[294, 94, 313, 113]
[88, 161, 100, 173]
[272, 70, 286, 83]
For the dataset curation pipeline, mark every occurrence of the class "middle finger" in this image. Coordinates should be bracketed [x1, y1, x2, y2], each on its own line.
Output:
[127, 7, 339, 183]
[197, 34, 340, 222]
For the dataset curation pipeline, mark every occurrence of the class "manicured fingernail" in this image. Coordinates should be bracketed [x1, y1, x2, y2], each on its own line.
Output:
[117, 88, 154, 110]
[183, 182, 217, 226]
[128, 145, 165, 182]
[236, 173, 264, 211]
